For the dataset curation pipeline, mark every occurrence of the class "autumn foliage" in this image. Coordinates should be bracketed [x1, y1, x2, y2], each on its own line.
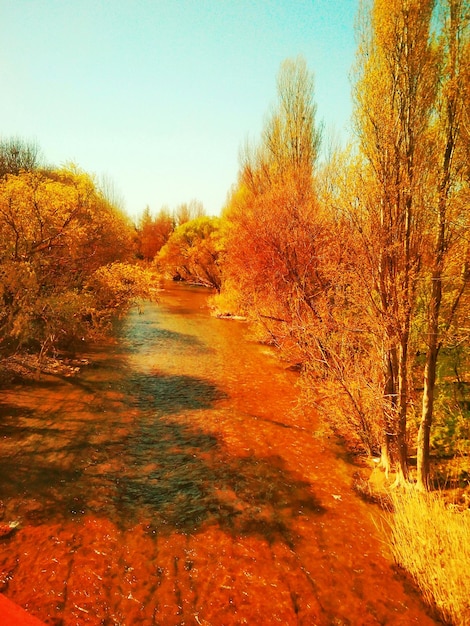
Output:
[214, 3, 470, 492]
[0, 5, 469, 621]
[156, 216, 223, 290]
[137, 206, 174, 261]
[1, 2, 468, 496]
[0, 156, 155, 354]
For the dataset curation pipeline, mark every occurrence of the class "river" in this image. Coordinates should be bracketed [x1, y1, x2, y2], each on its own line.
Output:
[0, 283, 437, 625]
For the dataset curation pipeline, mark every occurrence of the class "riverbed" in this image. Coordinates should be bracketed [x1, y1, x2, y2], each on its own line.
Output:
[0, 284, 437, 624]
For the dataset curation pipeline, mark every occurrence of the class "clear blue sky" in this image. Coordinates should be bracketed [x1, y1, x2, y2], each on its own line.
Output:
[0, 0, 358, 220]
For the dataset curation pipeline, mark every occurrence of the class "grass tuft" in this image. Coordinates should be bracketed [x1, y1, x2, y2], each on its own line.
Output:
[389, 488, 470, 625]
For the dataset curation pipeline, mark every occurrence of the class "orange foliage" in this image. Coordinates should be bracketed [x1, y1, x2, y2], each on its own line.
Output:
[137, 206, 174, 261]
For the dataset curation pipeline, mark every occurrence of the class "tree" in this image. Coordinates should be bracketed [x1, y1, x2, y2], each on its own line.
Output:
[219, 56, 322, 331]
[137, 206, 174, 261]
[157, 216, 223, 290]
[0, 137, 40, 179]
[138, 206, 158, 261]
[353, 0, 437, 480]
[220, 58, 392, 458]
[416, 0, 470, 489]
[0, 166, 149, 353]
[262, 56, 321, 189]
[303, 147, 389, 456]
[174, 200, 205, 227]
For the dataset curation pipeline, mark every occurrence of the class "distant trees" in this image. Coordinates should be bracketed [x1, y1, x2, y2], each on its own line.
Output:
[135, 200, 206, 262]
[156, 216, 223, 290]
[174, 200, 205, 226]
[137, 206, 174, 261]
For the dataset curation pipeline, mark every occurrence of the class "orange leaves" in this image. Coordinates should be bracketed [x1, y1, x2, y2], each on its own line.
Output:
[219, 57, 322, 321]
[137, 207, 174, 261]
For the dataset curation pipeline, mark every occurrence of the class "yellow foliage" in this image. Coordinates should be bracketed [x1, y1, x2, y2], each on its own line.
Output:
[389, 489, 470, 625]
[157, 216, 223, 290]
[0, 167, 140, 351]
[88, 262, 158, 313]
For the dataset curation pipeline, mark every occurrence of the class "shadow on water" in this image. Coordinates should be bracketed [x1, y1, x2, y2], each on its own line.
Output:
[0, 289, 442, 626]
[119, 429, 326, 547]
[119, 315, 213, 356]
[128, 371, 227, 412]
[0, 365, 325, 548]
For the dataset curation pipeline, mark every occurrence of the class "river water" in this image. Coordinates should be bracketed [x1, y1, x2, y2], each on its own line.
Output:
[0, 284, 437, 625]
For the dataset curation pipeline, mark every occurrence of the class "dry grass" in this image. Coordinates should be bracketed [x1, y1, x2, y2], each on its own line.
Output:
[389, 488, 470, 625]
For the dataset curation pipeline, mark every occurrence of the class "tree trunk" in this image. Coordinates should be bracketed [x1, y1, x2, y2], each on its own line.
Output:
[396, 334, 410, 483]
[380, 348, 398, 477]
[416, 0, 470, 490]
[417, 346, 438, 490]
[417, 204, 445, 490]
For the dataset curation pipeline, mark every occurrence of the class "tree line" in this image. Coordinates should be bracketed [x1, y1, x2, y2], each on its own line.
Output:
[136, 200, 222, 290]
[0, 136, 224, 359]
[156, 0, 470, 492]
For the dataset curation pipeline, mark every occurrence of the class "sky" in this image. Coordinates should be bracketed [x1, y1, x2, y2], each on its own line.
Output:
[0, 0, 358, 221]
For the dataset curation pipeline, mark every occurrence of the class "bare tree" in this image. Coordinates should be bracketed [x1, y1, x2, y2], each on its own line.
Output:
[0, 137, 41, 178]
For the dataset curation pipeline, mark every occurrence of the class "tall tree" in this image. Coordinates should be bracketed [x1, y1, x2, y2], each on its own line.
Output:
[220, 56, 322, 330]
[416, 0, 470, 489]
[262, 56, 321, 189]
[353, 0, 437, 480]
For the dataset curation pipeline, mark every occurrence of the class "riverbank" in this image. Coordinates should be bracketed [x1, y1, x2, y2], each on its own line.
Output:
[351, 457, 470, 625]
[0, 353, 88, 384]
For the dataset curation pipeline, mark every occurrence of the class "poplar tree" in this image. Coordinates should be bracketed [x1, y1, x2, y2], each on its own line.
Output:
[221, 56, 322, 331]
[353, 0, 437, 480]
[416, 0, 470, 489]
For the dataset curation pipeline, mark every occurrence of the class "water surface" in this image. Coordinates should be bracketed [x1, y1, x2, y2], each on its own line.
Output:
[0, 284, 437, 624]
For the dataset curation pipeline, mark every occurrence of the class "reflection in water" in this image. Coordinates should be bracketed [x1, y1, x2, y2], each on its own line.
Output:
[0, 285, 437, 624]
